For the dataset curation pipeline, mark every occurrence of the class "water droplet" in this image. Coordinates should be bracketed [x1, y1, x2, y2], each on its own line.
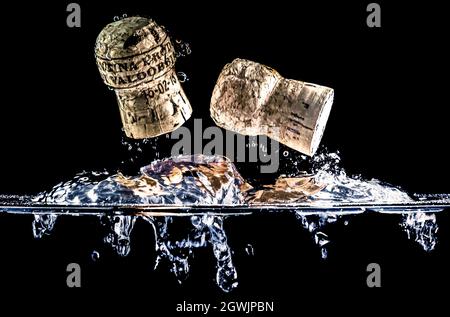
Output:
[122, 14, 128, 18]
[177, 72, 188, 83]
[283, 151, 289, 157]
[321, 248, 328, 259]
[245, 244, 254, 256]
[113, 16, 120, 22]
[314, 231, 329, 247]
[91, 250, 100, 261]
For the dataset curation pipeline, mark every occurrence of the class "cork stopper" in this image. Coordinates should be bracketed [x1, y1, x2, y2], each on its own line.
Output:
[95, 17, 192, 139]
[210, 59, 334, 156]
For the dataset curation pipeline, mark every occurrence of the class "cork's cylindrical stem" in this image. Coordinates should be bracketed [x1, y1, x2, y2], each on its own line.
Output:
[115, 69, 191, 139]
[210, 59, 334, 156]
[265, 78, 334, 155]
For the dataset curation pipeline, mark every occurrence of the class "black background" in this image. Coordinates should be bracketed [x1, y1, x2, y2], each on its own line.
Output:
[0, 0, 448, 314]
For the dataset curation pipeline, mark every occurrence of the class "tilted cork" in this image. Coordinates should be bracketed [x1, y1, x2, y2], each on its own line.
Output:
[210, 59, 334, 156]
[95, 17, 192, 139]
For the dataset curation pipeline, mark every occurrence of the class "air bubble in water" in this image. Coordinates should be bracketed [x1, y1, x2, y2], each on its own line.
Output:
[91, 250, 100, 261]
[177, 72, 189, 83]
[174, 40, 192, 57]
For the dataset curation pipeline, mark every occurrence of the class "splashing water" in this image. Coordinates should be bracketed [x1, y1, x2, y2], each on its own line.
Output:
[275, 150, 436, 254]
[103, 215, 136, 256]
[120, 133, 167, 165]
[400, 212, 438, 252]
[35, 155, 248, 205]
[33, 214, 58, 239]
[295, 213, 339, 259]
[174, 39, 192, 58]
[311, 152, 412, 204]
[101, 214, 238, 292]
[25, 152, 449, 290]
[149, 216, 195, 282]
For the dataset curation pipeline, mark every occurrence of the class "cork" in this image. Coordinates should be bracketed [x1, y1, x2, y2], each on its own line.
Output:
[95, 17, 192, 139]
[210, 59, 334, 156]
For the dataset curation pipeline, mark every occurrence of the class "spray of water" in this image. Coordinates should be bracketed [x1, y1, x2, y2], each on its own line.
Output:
[96, 214, 238, 292]
[400, 212, 438, 252]
[295, 213, 339, 259]
[311, 152, 412, 204]
[28, 151, 448, 291]
[33, 214, 58, 239]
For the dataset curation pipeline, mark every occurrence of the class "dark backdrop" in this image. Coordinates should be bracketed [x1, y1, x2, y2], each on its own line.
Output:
[0, 0, 448, 314]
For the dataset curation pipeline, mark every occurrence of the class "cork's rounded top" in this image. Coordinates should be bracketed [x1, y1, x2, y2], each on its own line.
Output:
[210, 58, 281, 135]
[95, 16, 167, 59]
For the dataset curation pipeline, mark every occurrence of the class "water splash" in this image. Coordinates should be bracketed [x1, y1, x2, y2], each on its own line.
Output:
[35, 155, 249, 206]
[311, 151, 412, 204]
[141, 215, 238, 292]
[87, 211, 239, 291]
[205, 215, 238, 292]
[120, 132, 166, 165]
[24, 152, 449, 291]
[295, 213, 339, 259]
[400, 212, 438, 252]
[33, 170, 110, 204]
[148, 216, 195, 282]
[291, 151, 441, 254]
[174, 39, 192, 58]
[32, 214, 58, 239]
[103, 215, 136, 256]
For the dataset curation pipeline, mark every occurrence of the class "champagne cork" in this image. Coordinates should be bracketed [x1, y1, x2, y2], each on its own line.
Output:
[95, 17, 192, 139]
[210, 59, 334, 156]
